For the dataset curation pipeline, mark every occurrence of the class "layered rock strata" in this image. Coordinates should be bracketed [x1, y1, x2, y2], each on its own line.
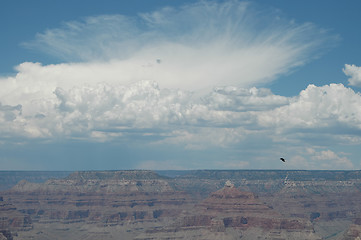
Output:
[0, 197, 31, 240]
[137, 182, 320, 240]
[2, 171, 195, 239]
[1, 170, 361, 239]
[3, 171, 192, 223]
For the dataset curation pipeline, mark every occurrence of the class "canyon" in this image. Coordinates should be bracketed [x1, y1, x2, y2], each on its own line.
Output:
[1, 170, 361, 239]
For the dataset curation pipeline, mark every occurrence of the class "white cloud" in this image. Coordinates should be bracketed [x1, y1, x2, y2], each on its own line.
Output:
[304, 148, 352, 170]
[0, 103, 24, 138]
[20, 1, 333, 91]
[204, 86, 289, 111]
[0, 103, 22, 121]
[279, 147, 353, 170]
[2, 74, 361, 146]
[343, 64, 361, 87]
[0, 77, 253, 141]
[0, 1, 337, 140]
[1, 1, 357, 170]
[1, 79, 360, 169]
[258, 83, 361, 131]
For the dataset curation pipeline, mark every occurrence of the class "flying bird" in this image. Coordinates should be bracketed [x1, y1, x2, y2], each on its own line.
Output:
[280, 158, 285, 162]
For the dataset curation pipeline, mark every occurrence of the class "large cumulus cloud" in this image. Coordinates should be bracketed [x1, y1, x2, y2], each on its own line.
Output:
[0, 77, 360, 169]
[258, 83, 361, 131]
[1, 1, 357, 170]
[1, 77, 361, 142]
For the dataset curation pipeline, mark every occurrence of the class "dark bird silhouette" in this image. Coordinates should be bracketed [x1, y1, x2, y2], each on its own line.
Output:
[280, 158, 285, 162]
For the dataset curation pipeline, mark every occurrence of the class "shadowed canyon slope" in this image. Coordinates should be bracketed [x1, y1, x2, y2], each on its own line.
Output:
[1, 170, 361, 239]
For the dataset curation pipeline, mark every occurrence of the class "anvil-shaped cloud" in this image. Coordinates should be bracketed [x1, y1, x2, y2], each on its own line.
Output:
[21, 1, 332, 90]
[1, 1, 358, 170]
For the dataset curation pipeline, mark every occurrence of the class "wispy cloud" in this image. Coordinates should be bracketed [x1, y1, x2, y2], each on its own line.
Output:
[22, 1, 334, 90]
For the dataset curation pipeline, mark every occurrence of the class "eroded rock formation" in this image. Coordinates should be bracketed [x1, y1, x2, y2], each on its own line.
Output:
[137, 183, 319, 239]
[1, 170, 361, 239]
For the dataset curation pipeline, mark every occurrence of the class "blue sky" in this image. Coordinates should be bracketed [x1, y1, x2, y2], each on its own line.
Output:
[1, 0, 361, 170]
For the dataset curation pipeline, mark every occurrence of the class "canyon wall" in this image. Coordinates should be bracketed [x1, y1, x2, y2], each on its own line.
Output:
[1, 170, 361, 239]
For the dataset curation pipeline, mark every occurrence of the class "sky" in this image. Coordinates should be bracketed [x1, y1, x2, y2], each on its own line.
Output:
[1, 0, 361, 171]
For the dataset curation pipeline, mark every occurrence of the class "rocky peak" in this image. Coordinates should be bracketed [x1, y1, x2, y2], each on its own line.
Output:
[209, 182, 255, 200]
[224, 180, 234, 188]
